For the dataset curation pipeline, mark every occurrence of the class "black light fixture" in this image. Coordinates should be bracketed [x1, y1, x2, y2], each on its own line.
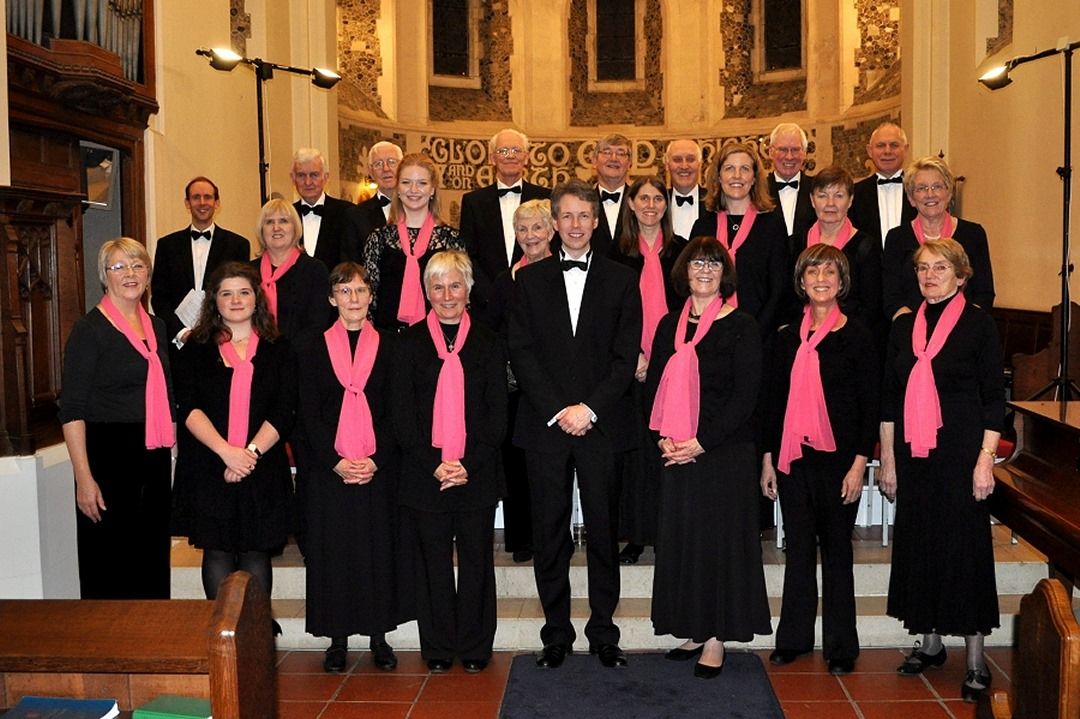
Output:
[196, 47, 342, 203]
[979, 38, 1080, 399]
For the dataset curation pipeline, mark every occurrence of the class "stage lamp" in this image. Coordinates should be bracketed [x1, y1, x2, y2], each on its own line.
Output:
[978, 64, 1013, 90]
[312, 67, 342, 89]
[196, 47, 243, 72]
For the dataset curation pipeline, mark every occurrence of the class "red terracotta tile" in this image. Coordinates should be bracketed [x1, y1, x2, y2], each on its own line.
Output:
[754, 649, 830, 673]
[781, 701, 860, 719]
[767, 672, 847, 701]
[942, 699, 980, 719]
[985, 647, 1015, 681]
[319, 702, 411, 718]
[407, 701, 501, 719]
[354, 650, 430, 675]
[279, 650, 351, 674]
[851, 648, 909, 673]
[857, 700, 952, 718]
[276, 700, 326, 719]
[336, 674, 425, 702]
[841, 673, 937, 701]
[277, 672, 347, 701]
[921, 664, 974, 700]
[418, 671, 509, 702]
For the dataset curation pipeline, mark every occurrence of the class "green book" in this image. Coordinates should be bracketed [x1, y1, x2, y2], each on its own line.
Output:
[132, 695, 211, 719]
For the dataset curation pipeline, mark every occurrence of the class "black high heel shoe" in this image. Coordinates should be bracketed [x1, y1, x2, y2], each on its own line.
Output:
[961, 668, 991, 702]
[897, 642, 946, 674]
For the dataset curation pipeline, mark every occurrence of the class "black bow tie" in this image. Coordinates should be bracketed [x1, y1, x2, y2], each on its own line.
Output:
[498, 185, 522, 197]
[190, 230, 211, 240]
[877, 176, 903, 185]
[675, 194, 695, 207]
[377, 194, 391, 207]
[600, 190, 621, 203]
[300, 204, 324, 216]
[561, 259, 588, 272]
[776, 179, 799, 190]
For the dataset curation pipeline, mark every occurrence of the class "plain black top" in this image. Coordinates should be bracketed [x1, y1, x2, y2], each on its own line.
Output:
[59, 308, 175, 424]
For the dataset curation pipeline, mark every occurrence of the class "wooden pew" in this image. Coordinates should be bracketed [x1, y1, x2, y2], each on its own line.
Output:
[0, 571, 275, 718]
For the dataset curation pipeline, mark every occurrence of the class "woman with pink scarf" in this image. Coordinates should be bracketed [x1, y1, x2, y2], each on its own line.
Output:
[879, 238, 1004, 702]
[392, 250, 507, 674]
[760, 244, 879, 675]
[645, 236, 771, 679]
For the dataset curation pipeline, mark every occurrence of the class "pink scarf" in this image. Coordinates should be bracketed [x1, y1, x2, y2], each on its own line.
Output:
[807, 218, 855, 251]
[259, 248, 301, 320]
[777, 304, 842, 473]
[639, 234, 668, 359]
[397, 213, 436, 325]
[324, 320, 380, 460]
[715, 206, 758, 308]
[426, 309, 471, 461]
[99, 295, 174, 449]
[218, 332, 260, 446]
[903, 291, 966, 457]
[649, 295, 725, 441]
[911, 212, 954, 245]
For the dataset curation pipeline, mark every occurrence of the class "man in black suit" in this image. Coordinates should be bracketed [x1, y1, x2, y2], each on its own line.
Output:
[151, 176, 250, 348]
[509, 179, 642, 670]
[665, 139, 708, 239]
[591, 133, 633, 257]
[766, 123, 816, 242]
[346, 140, 402, 257]
[850, 122, 917, 247]
[291, 148, 358, 267]
[459, 129, 550, 310]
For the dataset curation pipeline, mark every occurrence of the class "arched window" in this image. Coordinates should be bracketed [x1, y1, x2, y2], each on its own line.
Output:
[430, 0, 481, 88]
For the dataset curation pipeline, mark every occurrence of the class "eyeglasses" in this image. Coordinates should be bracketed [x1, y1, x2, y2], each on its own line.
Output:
[771, 146, 804, 156]
[914, 262, 953, 275]
[370, 158, 399, 170]
[597, 148, 631, 160]
[688, 259, 722, 271]
[494, 147, 525, 157]
[106, 262, 148, 274]
[335, 286, 370, 298]
[912, 183, 948, 195]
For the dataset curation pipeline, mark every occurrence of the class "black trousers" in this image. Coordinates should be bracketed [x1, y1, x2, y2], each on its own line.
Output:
[404, 505, 497, 662]
[527, 445, 621, 647]
[502, 392, 532, 552]
[775, 455, 861, 661]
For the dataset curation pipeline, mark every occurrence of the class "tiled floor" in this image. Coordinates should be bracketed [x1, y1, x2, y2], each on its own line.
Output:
[275, 646, 1013, 718]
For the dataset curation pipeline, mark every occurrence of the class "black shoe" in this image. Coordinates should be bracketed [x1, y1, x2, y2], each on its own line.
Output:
[694, 660, 724, 679]
[619, 543, 644, 565]
[371, 640, 397, 671]
[664, 644, 704, 661]
[769, 648, 809, 666]
[536, 642, 572, 669]
[323, 645, 347, 673]
[512, 549, 534, 563]
[591, 643, 628, 668]
[462, 659, 489, 673]
[897, 642, 947, 675]
[272, 619, 283, 637]
[427, 658, 453, 673]
[828, 658, 855, 675]
[961, 668, 992, 702]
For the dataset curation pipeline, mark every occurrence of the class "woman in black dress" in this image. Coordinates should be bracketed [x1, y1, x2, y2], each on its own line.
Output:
[174, 262, 295, 612]
[60, 237, 174, 599]
[879, 238, 1004, 701]
[689, 142, 787, 337]
[294, 262, 412, 673]
[882, 156, 995, 320]
[363, 153, 465, 330]
[760, 244, 879, 675]
[609, 176, 687, 565]
[393, 250, 507, 674]
[646, 236, 772, 678]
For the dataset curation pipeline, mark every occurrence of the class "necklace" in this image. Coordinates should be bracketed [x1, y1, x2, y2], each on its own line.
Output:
[441, 328, 455, 352]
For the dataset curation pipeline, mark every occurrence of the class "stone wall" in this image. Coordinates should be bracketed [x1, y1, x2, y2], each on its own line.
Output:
[428, 0, 512, 121]
[337, 0, 387, 118]
[230, 0, 251, 55]
[986, 0, 1013, 57]
[854, 0, 900, 97]
[830, 113, 900, 179]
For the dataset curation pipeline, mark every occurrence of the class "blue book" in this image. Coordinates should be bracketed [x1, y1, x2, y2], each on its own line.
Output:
[4, 696, 119, 718]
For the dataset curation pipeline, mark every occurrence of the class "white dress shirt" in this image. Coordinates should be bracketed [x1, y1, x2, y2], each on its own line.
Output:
[300, 192, 326, 257]
[548, 250, 597, 426]
[877, 171, 904, 246]
[773, 172, 802, 236]
[670, 187, 700, 239]
[600, 184, 626, 237]
[497, 180, 523, 265]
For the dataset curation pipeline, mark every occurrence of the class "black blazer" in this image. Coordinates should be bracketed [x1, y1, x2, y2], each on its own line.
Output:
[508, 254, 642, 453]
[768, 174, 816, 241]
[459, 181, 551, 306]
[593, 185, 630, 258]
[392, 318, 507, 512]
[850, 174, 917, 246]
[295, 194, 358, 268]
[249, 252, 333, 346]
[345, 194, 389, 259]
[689, 210, 788, 337]
[151, 226, 250, 340]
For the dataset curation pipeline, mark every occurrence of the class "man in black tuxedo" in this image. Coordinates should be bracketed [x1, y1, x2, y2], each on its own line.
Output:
[665, 139, 708, 239]
[291, 148, 359, 267]
[766, 123, 816, 242]
[459, 129, 550, 310]
[850, 122, 917, 247]
[346, 140, 402, 257]
[151, 176, 250, 348]
[591, 133, 633, 257]
[509, 179, 642, 670]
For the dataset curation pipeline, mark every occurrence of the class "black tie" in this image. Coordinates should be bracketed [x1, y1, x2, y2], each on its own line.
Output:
[878, 176, 903, 185]
[190, 230, 211, 240]
[377, 195, 391, 207]
[561, 258, 588, 272]
[300, 204, 324, 216]
[498, 185, 522, 197]
[600, 190, 621, 203]
[776, 180, 798, 190]
[675, 194, 694, 207]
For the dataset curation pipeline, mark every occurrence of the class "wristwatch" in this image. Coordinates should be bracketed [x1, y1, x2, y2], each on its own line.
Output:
[246, 443, 263, 459]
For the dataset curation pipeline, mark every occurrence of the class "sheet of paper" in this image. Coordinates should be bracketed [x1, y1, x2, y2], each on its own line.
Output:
[175, 288, 206, 329]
